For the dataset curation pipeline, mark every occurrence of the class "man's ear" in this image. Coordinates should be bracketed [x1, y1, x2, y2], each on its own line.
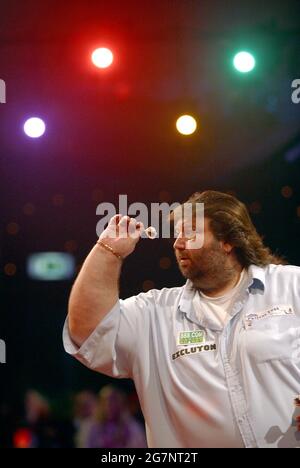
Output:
[221, 241, 233, 254]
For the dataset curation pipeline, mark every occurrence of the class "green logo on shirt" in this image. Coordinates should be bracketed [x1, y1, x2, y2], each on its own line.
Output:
[178, 330, 205, 345]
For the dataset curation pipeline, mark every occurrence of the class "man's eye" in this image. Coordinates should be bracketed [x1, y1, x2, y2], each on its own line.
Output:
[185, 233, 196, 241]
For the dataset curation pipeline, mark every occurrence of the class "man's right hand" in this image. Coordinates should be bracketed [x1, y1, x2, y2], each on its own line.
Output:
[98, 214, 144, 259]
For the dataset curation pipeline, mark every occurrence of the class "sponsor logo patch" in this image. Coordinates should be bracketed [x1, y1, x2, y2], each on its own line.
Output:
[172, 343, 217, 361]
[177, 330, 205, 346]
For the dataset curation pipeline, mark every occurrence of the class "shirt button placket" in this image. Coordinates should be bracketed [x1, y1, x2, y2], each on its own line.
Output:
[220, 331, 257, 448]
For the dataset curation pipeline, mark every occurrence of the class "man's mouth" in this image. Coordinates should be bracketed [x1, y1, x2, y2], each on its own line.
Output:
[178, 254, 190, 260]
[178, 257, 191, 264]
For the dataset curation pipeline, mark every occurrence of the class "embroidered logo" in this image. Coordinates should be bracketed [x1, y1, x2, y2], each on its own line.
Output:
[245, 304, 294, 328]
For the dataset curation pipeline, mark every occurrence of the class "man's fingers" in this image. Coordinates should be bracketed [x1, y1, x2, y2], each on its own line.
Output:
[104, 214, 122, 238]
[119, 215, 130, 226]
[106, 215, 144, 240]
[108, 214, 122, 226]
[136, 221, 144, 231]
[118, 216, 131, 238]
[129, 219, 144, 239]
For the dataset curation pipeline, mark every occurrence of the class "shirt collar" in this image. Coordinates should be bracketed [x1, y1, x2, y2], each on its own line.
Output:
[247, 265, 265, 293]
[178, 264, 266, 315]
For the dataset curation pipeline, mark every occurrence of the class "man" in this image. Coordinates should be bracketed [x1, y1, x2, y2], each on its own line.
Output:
[63, 190, 300, 448]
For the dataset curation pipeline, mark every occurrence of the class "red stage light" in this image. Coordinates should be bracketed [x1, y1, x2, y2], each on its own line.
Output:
[91, 48, 114, 68]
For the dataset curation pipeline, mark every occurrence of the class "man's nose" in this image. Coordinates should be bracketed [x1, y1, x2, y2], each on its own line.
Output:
[173, 235, 186, 250]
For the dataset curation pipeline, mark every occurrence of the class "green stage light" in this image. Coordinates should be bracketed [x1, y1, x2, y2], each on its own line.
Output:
[233, 51, 255, 73]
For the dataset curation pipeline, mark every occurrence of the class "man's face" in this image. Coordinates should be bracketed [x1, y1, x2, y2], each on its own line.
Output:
[173, 217, 229, 286]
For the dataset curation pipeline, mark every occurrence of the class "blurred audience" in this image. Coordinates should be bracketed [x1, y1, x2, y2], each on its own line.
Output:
[87, 385, 147, 448]
[1, 386, 146, 448]
[13, 390, 74, 448]
[72, 390, 97, 448]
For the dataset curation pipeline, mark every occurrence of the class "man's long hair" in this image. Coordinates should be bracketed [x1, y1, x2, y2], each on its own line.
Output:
[185, 190, 286, 267]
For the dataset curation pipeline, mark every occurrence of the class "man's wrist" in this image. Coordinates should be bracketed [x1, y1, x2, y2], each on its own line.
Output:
[96, 240, 123, 261]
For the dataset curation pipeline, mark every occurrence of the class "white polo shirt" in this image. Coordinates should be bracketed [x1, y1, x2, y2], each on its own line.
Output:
[63, 264, 300, 448]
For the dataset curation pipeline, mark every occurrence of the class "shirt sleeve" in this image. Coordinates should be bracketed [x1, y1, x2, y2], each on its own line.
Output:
[63, 292, 154, 379]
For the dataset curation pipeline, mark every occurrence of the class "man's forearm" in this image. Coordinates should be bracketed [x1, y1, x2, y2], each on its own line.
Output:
[68, 243, 122, 346]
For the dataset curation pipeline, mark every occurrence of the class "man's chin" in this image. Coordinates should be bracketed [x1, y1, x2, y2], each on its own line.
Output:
[178, 265, 193, 279]
[178, 265, 205, 282]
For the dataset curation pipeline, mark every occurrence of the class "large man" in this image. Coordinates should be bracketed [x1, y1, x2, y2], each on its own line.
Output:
[63, 190, 300, 448]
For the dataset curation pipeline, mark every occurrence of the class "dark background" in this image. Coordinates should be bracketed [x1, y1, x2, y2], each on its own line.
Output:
[1, 0, 300, 424]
